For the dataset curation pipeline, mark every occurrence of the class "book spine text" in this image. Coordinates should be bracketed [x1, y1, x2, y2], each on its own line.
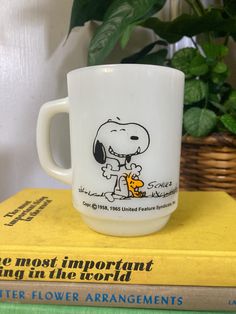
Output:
[0, 281, 236, 311]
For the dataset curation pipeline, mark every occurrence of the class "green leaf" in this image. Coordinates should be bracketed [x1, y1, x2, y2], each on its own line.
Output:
[224, 91, 236, 111]
[88, 0, 166, 65]
[171, 48, 197, 78]
[142, 9, 236, 43]
[121, 40, 167, 63]
[184, 108, 218, 137]
[219, 82, 232, 96]
[224, 99, 236, 112]
[138, 49, 167, 65]
[209, 93, 220, 103]
[210, 101, 227, 113]
[68, 0, 112, 36]
[223, 0, 236, 17]
[120, 24, 136, 49]
[184, 80, 208, 105]
[220, 113, 236, 134]
[189, 54, 209, 76]
[228, 90, 236, 101]
[202, 43, 229, 59]
[211, 71, 229, 84]
[212, 62, 228, 74]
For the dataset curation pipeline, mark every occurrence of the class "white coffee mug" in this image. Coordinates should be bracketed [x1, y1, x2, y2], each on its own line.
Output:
[37, 64, 184, 236]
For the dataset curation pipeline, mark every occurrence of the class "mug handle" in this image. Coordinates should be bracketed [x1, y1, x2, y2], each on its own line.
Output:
[36, 97, 72, 185]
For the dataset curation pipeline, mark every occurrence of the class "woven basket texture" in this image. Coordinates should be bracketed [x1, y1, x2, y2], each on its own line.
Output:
[180, 133, 236, 198]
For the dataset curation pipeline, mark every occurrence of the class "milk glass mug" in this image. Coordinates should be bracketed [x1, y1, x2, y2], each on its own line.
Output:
[37, 64, 184, 236]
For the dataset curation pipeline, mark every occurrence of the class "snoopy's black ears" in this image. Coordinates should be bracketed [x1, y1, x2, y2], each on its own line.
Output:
[93, 140, 106, 164]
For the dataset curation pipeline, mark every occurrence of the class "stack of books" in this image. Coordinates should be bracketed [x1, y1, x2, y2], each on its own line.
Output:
[0, 188, 235, 313]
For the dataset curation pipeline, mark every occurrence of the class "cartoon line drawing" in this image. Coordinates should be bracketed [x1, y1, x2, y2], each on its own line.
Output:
[125, 173, 144, 198]
[93, 119, 150, 202]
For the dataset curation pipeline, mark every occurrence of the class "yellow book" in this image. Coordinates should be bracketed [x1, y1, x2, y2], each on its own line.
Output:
[0, 189, 235, 286]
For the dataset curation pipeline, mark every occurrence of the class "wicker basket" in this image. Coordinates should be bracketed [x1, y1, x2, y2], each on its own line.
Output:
[180, 133, 236, 198]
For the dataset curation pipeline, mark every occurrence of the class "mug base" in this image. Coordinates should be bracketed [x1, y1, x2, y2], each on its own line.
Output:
[81, 214, 171, 237]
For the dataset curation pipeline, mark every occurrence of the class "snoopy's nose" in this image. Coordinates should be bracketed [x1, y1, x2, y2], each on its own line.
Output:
[130, 136, 139, 140]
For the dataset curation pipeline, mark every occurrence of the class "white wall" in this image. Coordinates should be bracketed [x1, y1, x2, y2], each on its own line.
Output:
[0, 0, 89, 200]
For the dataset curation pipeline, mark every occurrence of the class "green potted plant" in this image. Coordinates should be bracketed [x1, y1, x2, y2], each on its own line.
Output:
[68, 0, 236, 197]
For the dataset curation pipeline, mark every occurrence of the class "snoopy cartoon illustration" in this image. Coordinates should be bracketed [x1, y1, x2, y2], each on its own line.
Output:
[93, 119, 150, 202]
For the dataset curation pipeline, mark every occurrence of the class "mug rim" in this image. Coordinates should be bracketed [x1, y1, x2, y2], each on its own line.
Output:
[67, 63, 185, 79]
